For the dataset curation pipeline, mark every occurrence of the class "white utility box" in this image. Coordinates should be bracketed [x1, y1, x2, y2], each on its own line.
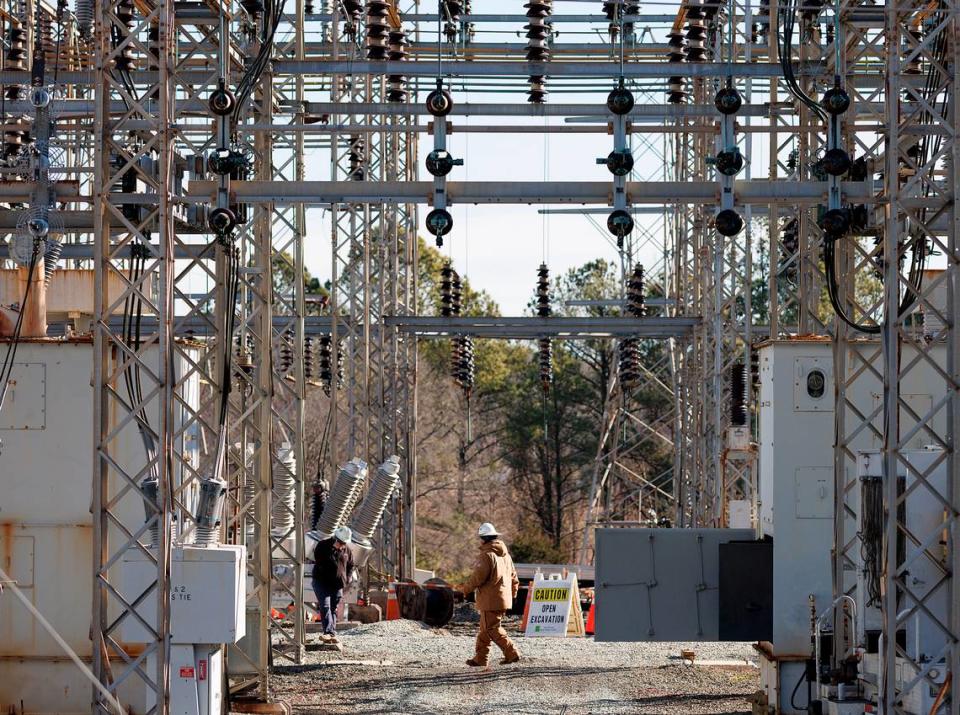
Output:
[122, 544, 246, 644]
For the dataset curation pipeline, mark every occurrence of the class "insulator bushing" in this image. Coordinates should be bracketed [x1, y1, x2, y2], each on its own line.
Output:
[315, 459, 367, 537]
[602, 0, 617, 39]
[304, 337, 314, 380]
[684, 5, 708, 62]
[448, 267, 463, 380]
[43, 238, 63, 286]
[349, 456, 402, 545]
[667, 31, 687, 104]
[76, 0, 94, 38]
[365, 0, 390, 60]
[619, 338, 640, 388]
[426, 208, 453, 246]
[3, 122, 27, 160]
[387, 29, 409, 102]
[208, 207, 237, 236]
[715, 209, 744, 237]
[715, 86, 743, 115]
[450, 335, 461, 381]
[536, 263, 550, 317]
[234, 336, 254, 378]
[607, 209, 634, 247]
[348, 134, 366, 180]
[626, 264, 645, 317]
[821, 147, 851, 177]
[822, 85, 851, 116]
[820, 207, 850, 237]
[702, 0, 723, 19]
[5, 24, 27, 80]
[426, 150, 456, 177]
[319, 335, 342, 395]
[426, 86, 453, 116]
[451, 271, 462, 316]
[440, 263, 456, 316]
[341, 0, 362, 34]
[310, 477, 328, 531]
[715, 149, 744, 176]
[442, 0, 464, 41]
[209, 81, 236, 116]
[115, 0, 136, 71]
[538, 338, 553, 391]
[279, 329, 294, 374]
[623, 1, 639, 37]
[457, 336, 475, 395]
[730, 362, 747, 427]
[606, 81, 635, 116]
[195, 478, 228, 545]
[524, 0, 552, 103]
[272, 443, 297, 534]
[606, 148, 634, 177]
[781, 217, 799, 253]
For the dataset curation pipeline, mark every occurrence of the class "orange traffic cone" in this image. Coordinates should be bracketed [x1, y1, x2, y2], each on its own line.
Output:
[386, 582, 400, 620]
[521, 581, 533, 634]
[585, 602, 596, 635]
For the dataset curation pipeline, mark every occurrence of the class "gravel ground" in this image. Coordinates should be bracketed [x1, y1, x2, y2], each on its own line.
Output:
[270, 617, 760, 714]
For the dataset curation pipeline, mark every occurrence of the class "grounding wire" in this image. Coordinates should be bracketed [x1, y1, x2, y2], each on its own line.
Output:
[0, 241, 41, 414]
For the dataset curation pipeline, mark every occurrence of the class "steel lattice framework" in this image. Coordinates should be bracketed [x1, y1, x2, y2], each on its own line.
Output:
[0, 0, 958, 711]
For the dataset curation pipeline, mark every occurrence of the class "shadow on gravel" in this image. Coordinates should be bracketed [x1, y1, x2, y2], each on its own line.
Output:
[337, 664, 632, 690]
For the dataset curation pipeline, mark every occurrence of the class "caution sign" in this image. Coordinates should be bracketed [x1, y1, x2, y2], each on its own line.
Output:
[523, 574, 585, 638]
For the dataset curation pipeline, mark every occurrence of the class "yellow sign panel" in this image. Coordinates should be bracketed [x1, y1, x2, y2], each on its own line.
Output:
[524, 575, 585, 638]
[532, 587, 569, 602]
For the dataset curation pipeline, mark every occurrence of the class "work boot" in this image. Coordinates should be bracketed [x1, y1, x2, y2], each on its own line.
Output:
[465, 658, 486, 667]
[500, 653, 521, 665]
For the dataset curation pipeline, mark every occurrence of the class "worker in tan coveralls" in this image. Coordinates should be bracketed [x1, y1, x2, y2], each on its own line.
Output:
[455, 522, 521, 667]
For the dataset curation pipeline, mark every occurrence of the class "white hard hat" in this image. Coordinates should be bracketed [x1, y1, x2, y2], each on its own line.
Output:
[478, 522, 499, 538]
[334, 525, 352, 543]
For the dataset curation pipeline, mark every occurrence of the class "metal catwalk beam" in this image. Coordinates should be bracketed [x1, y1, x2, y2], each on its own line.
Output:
[187, 179, 876, 204]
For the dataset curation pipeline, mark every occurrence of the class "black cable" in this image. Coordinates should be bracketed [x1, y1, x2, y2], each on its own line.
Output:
[790, 666, 807, 711]
[823, 235, 881, 334]
[860, 476, 883, 606]
[212, 243, 240, 483]
[232, 0, 287, 123]
[0, 241, 42, 413]
[53, 0, 66, 87]
[778, 0, 827, 123]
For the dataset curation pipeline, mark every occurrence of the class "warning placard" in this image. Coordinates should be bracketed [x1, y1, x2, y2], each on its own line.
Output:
[523, 574, 584, 638]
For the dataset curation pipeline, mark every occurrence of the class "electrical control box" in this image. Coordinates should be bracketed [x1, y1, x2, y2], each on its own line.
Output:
[122, 544, 246, 645]
[756, 339, 947, 714]
[758, 340, 836, 655]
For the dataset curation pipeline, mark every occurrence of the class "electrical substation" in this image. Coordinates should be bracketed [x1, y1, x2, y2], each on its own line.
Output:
[0, 0, 958, 713]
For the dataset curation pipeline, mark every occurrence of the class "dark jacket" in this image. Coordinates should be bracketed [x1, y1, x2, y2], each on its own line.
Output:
[312, 538, 354, 590]
[460, 538, 519, 611]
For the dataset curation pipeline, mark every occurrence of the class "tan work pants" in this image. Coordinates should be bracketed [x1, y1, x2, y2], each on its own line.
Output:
[474, 609, 518, 664]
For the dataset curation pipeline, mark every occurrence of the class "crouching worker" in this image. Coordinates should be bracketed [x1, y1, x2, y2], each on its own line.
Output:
[312, 525, 355, 643]
[455, 522, 521, 667]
